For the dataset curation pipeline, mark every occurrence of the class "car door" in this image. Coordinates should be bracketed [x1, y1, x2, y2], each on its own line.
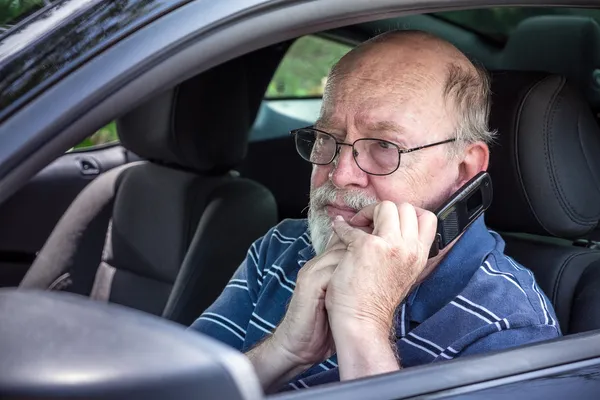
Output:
[0, 123, 135, 287]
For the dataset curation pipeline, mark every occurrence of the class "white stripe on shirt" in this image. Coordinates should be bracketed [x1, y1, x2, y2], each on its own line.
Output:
[481, 261, 527, 296]
[252, 312, 276, 329]
[197, 316, 245, 341]
[272, 229, 298, 242]
[267, 270, 295, 293]
[249, 320, 272, 335]
[450, 300, 493, 324]
[269, 265, 296, 287]
[401, 337, 438, 357]
[408, 332, 443, 351]
[297, 379, 309, 388]
[226, 283, 249, 291]
[203, 312, 247, 334]
[457, 295, 501, 321]
[505, 256, 556, 327]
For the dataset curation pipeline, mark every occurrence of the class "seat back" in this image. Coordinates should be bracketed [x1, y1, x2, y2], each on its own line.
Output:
[487, 71, 600, 334]
[21, 47, 287, 325]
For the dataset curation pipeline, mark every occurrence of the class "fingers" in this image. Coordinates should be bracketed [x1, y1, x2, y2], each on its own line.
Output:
[332, 216, 367, 246]
[307, 249, 346, 270]
[312, 263, 337, 292]
[349, 204, 377, 227]
[350, 201, 436, 248]
[350, 201, 400, 242]
[372, 201, 401, 241]
[298, 249, 345, 292]
[398, 203, 418, 241]
[415, 207, 438, 247]
[325, 231, 344, 252]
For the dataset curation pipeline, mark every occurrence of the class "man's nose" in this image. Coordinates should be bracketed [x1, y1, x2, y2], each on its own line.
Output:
[329, 144, 369, 189]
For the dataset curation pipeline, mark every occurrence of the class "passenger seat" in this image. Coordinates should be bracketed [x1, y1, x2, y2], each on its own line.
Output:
[19, 56, 278, 325]
[487, 71, 600, 334]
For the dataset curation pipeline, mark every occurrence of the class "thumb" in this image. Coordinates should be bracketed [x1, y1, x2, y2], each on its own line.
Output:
[332, 215, 367, 246]
[325, 231, 343, 251]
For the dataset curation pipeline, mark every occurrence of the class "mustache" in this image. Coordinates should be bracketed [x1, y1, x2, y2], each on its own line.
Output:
[309, 181, 377, 213]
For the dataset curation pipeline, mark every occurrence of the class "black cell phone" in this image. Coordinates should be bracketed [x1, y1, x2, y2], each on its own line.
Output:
[428, 171, 493, 258]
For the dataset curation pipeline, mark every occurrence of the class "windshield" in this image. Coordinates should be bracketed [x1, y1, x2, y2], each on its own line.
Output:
[434, 7, 600, 42]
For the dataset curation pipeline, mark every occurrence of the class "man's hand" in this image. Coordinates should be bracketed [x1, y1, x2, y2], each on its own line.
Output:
[325, 201, 437, 380]
[246, 233, 346, 392]
[272, 232, 345, 365]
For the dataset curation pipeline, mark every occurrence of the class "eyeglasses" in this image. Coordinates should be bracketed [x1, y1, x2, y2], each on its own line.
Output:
[291, 126, 456, 176]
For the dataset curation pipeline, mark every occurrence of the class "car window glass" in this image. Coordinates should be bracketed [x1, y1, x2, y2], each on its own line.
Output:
[251, 36, 352, 142]
[265, 35, 352, 99]
[70, 121, 119, 151]
[0, 0, 58, 31]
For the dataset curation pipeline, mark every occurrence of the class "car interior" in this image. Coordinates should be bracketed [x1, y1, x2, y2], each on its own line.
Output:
[3, 5, 600, 382]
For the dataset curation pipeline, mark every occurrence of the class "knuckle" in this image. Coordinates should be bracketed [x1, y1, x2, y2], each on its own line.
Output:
[297, 266, 309, 281]
[364, 235, 384, 250]
[379, 200, 397, 212]
[405, 249, 419, 265]
[398, 202, 414, 213]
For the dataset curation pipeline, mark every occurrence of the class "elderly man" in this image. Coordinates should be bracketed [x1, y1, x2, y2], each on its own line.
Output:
[190, 30, 560, 392]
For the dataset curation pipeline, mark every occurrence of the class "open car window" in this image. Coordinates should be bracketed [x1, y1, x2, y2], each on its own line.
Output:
[0, 0, 57, 32]
[250, 35, 352, 142]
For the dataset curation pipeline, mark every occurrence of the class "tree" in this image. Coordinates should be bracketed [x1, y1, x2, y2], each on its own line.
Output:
[0, 0, 51, 26]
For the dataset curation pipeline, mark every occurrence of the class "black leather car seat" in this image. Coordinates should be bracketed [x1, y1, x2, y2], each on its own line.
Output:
[486, 71, 600, 334]
[19, 56, 279, 325]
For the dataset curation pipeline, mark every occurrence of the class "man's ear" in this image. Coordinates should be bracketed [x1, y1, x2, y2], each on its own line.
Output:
[454, 141, 489, 190]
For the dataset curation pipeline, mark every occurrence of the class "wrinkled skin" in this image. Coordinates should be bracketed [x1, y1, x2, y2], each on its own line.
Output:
[246, 31, 490, 390]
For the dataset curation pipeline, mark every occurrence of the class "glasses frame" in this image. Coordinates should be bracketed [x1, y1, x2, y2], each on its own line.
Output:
[290, 126, 457, 176]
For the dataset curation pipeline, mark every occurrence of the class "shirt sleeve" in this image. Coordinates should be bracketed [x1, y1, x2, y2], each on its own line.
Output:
[457, 324, 560, 358]
[188, 236, 266, 351]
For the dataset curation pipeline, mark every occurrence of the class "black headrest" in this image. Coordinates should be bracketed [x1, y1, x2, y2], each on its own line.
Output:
[502, 16, 600, 104]
[486, 71, 600, 239]
[116, 43, 290, 174]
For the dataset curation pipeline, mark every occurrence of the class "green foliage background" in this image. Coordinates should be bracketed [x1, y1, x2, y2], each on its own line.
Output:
[0, 0, 47, 26]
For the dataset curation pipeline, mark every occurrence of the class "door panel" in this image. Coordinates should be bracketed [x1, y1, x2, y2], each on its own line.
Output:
[0, 144, 131, 287]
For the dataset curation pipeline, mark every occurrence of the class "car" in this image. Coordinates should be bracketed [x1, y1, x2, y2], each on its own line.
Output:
[2, 0, 600, 398]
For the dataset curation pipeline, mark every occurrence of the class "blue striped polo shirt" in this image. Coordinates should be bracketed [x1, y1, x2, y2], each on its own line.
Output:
[189, 215, 561, 391]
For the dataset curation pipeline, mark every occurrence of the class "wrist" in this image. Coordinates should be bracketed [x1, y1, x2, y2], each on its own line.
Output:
[330, 319, 399, 381]
[333, 317, 394, 346]
[331, 311, 394, 340]
[269, 332, 314, 370]
[246, 335, 312, 393]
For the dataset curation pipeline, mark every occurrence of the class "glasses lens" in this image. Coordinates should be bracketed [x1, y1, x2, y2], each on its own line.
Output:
[354, 139, 400, 175]
[294, 129, 336, 165]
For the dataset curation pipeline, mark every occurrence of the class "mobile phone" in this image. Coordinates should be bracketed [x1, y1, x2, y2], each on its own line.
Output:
[428, 171, 493, 258]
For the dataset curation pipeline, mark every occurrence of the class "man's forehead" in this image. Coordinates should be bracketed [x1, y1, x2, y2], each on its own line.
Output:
[316, 111, 405, 133]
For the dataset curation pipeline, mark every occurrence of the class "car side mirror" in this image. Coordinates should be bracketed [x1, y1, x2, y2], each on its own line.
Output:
[0, 288, 263, 400]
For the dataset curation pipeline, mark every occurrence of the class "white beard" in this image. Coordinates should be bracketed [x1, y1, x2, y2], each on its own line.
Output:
[307, 180, 377, 255]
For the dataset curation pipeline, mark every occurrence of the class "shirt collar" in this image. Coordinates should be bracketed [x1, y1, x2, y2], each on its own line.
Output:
[407, 214, 500, 324]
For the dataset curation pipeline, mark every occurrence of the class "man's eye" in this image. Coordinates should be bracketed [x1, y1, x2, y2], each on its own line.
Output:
[378, 141, 392, 149]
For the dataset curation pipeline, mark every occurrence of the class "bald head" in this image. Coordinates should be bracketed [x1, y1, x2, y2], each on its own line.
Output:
[321, 30, 494, 152]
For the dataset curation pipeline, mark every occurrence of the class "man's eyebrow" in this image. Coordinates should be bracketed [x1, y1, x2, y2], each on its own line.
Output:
[366, 121, 406, 135]
[314, 118, 333, 129]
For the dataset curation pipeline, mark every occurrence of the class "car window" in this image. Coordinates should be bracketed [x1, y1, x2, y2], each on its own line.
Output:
[0, 0, 57, 31]
[251, 35, 352, 142]
[70, 122, 119, 151]
[265, 35, 352, 99]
